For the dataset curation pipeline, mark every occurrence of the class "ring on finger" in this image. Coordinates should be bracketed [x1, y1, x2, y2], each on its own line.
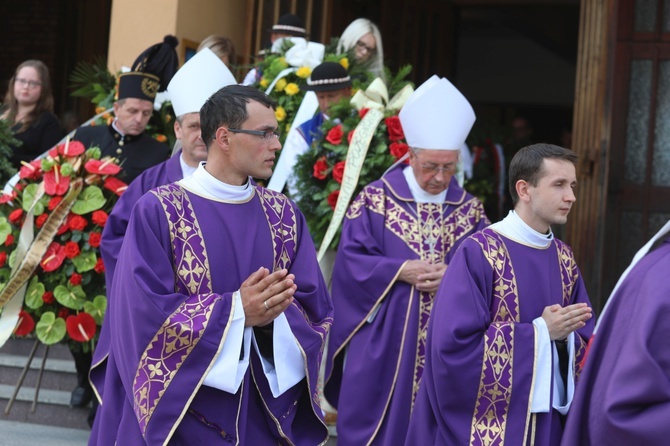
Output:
[264, 300, 270, 311]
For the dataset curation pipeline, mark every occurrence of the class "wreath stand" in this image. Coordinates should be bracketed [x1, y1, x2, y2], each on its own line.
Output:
[4, 338, 50, 415]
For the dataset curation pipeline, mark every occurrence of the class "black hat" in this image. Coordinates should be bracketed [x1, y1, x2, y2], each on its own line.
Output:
[270, 13, 306, 37]
[117, 72, 160, 102]
[303, 62, 352, 92]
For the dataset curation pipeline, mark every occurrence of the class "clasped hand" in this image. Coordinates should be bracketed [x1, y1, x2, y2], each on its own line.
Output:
[399, 260, 447, 293]
[541, 303, 592, 341]
[240, 267, 296, 327]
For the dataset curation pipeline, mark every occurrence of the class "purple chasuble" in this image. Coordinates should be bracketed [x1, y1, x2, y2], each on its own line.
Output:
[90, 184, 332, 445]
[91, 152, 184, 404]
[561, 238, 670, 445]
[406, 228, 594, 446]
[324, 165, 489, 445]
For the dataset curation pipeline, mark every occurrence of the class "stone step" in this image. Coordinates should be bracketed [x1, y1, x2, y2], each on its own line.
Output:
[0, 420, 89, 446]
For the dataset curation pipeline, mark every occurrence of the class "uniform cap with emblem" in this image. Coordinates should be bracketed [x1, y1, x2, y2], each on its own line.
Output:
[302, 61, 352, 92]
[167, 48, 237, 117]
[117, 35, 180, 103]
[270, 13, 307, 37]
[399, 75, 476, 150]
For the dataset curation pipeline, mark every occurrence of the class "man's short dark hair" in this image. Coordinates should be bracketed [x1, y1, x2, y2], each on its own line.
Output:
[200, 85, 276, 147]
[508, 143, 578, 205]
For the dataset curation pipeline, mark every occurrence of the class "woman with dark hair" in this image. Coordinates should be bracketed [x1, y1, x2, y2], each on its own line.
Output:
[1, 60, 63, 168]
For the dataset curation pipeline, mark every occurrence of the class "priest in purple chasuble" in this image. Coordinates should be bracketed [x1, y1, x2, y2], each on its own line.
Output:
[561, 221, 670, 445]
[89, 85, 332, 445]
[405, 143, 594, 446]
[90, 50, 236, 411]
[324, 76, 489, 445]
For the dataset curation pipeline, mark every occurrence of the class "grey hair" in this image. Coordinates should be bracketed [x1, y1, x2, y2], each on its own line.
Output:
[336, 18, 385, 81]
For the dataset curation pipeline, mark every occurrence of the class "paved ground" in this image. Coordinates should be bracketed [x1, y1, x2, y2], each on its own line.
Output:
[0, 420, 89, 446]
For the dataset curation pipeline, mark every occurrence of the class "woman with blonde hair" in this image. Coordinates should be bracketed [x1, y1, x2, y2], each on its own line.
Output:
[1, 59, 62, 168]
[336, 18, 385, 80]
[197, 35, 237, 69]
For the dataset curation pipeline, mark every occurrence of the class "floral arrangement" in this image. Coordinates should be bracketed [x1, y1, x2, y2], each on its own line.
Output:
[0, 139, 126, 351]
[69, 59, 175, 148]
[293, 66, 413, 249]
[0, 119, 19, 187]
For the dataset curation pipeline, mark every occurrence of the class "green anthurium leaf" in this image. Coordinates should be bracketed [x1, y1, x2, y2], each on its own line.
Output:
[0, 217, 11, 244]
[53, 284, 86, 310]
[71, 251, 97, 273]
[24, 276, 45, 309]
[71, 186, 105, 215]
[8, 250, 18, 269]
[83, 295, 107, 325]
[33, 201, 45, 216]
[36, 312, 66, 345]
[22, 183, 40, 211]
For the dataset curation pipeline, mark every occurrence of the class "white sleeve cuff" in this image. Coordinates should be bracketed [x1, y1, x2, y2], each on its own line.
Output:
[530, 317, 552, 413]
[203, 290, 252, 393]
[252, 313, 306, 398]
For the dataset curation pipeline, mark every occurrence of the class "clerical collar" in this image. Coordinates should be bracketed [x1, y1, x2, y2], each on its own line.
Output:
[179, 163, 253, 201]
[490, 210, 554, 248]
[179, 155, 198, 179]
[109, 120, 141, 146]
[402, 166, 447, 203]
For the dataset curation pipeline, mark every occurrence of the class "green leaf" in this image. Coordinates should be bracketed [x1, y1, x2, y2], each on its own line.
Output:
[0, 217, 11, 244]
[71, 251, 97, 273]
[22, 183, 40, 211]
[25, 276, 45, 309]
[36, 312, 66, 345]
[54, 284, 86, 310]
[83, 295, 107, 325]
[71, 186, 105, 215]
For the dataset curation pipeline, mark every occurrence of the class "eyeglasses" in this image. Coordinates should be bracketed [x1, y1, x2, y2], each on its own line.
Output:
[355, 40, 376, 55]
[419, 163, 458, 176]
[227, 128, 281, 141]
[15, 78, 42, 89]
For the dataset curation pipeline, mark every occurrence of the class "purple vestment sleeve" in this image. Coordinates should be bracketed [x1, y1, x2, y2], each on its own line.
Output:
[406, 230, 593, 446]
[562, 239, 670, 445]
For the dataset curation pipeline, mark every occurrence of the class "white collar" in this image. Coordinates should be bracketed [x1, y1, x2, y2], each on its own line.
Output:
[179, 163, 253, 201]
[179, 154, 198, 179]
[111, 119, 124, 136]
[490, 210, 554, 248]
[402, 165, 447, 203]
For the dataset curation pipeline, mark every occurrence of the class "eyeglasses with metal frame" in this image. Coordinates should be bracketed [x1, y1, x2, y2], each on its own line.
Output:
[226, 128, 281, 141]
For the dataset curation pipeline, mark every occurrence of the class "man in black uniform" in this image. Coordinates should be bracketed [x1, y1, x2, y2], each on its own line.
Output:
[73, 71, 170, 183]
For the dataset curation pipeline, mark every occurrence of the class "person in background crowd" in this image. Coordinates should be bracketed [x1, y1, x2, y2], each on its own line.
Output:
[324, 76, 489, 445]
[198, 35, 237, 69]
[406, 143, 594, 446]
[89, 84, 332, 445]
[1, 60, 63, 169]
[337, 18, 385, 80]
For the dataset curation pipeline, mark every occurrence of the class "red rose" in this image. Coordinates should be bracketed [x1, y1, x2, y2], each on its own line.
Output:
[312, 156, 329, 180]
[58, 308, 70, 320]
[68, 215, 87, 231]
[327, 190, 340, 210]
[84, 158, 121, 176]
[94, 257, 105, 274]
[41, 242, 66, 272]
[35, 213, 48, 228]
[8, 208, 23, 224]
[48, 196, 63, 210]
[0, 252, 6, 268]
[359, 108, 370, 119]
[385, 116, 405, 141]
[325, 124, 343, 145]
[103, 177, 128, 196]
[64, 241, 80, 259]
[69, 273, 82, 285]
[19, 160, 42, 180]
[14, 310, 35, 336]
[389, 142, 410, 161]
[92, 210, 108, 227]
[347, 130, 356, 145]
[42, 291, 55, 304]
[44, 165, 71, 196]
[332, 161, 346, 184]
[88, 231, 102, 248]
[66, 312, 97, 342]
[5, 234, 15, 246]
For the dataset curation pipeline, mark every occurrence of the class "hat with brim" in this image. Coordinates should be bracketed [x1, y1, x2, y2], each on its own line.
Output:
[117, 72, 160, 103]
[302, 61, 352, 92]
[270, 13, 307, 37]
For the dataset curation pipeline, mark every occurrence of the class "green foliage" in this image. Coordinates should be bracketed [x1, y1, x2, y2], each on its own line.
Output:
[69, 57, 116, 109]
[0, 119, 19, 186]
